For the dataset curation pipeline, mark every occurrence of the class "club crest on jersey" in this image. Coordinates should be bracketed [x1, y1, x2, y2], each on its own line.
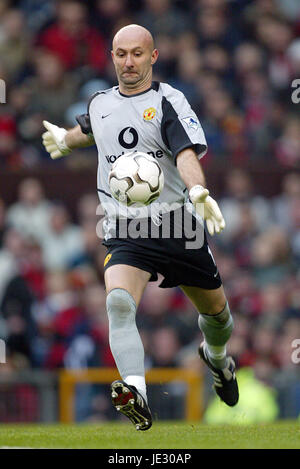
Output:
[143, 107, 156, 121]
[182, 116, 199, 131]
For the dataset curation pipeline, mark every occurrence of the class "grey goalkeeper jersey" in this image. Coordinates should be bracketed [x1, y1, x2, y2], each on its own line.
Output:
[77, 81, 207, 240]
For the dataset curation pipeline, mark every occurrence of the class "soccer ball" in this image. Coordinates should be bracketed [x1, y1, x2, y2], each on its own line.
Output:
[109, 151, 164, 206]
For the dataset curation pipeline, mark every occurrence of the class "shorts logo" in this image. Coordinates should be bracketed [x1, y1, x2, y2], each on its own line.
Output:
[182, 116, 199, 131]
[143, 107, 156, 121]
[104, 253, 112, 266]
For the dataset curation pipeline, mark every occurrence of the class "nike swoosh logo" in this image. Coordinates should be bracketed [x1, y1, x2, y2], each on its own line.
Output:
[102, 114, 111, 119]
[214, 270, 219, 277]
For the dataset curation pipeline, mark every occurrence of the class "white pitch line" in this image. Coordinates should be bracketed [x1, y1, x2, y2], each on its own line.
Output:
[0, 446, 37, 449]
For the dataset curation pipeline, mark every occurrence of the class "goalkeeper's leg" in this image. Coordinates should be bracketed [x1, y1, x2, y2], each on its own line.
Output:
[105, 264, 152, 429]
[181, 285, 239, 406]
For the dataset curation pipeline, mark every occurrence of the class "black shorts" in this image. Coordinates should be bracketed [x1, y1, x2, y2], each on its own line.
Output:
[102, 206, 222, 290]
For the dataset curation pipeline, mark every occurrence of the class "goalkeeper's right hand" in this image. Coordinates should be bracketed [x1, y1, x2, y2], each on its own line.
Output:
[42, 120, 71, 159]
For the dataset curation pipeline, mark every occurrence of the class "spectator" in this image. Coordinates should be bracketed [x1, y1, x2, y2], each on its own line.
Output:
[274, 115, 300, 167]
[6, 178, 52, 242]
[93, 0, 130, 40]
[0, 112, 19, 169]
[21, 51, 79, 128]
[251, 227, 293, 286]
[140, 282, 199, 347]
[18, 0, 55, 34]
[22, 239, 46, 301]
[229, 271, 261, 317]
[251, 326, 278, 364]
[31, 270, 78, 367]
[252, 99, 288, 159]
[234, 42, 265, 79]
[152, 33, 177, 81]
[272, 172, 300, 233]
[0, 228, 35, 361]
[77, 193, 99, 226]
[6, 313, 31, 365]
[201, 88, 244, 161]
[171, 49, 202, 107]
[197, 6, 242, 51]
[41, 202, 85, 270]
[65, 283, 113, 367]
[136, 0, 191, 38]
[242, 71, 272, 132]
[0, 9, 30, 82]
[149, 327, 181, 367]
[255, 15, 293, 90]
[219, 169, 272, 243]
[38, 0, 108, 73]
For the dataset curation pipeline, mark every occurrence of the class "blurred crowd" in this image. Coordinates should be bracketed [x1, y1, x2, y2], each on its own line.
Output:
[0, 0, 299, 168]
[0, 170, 299, 418]
[0, 0, 300, 421]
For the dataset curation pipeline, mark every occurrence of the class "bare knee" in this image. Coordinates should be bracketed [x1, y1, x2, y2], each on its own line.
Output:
[204, 298, 227, 316]
[105, 264, 150, 307]
[181, 285, 227, 315]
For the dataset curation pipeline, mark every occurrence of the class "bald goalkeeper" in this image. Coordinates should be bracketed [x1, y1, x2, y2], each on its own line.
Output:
[42, 24, 239, 431]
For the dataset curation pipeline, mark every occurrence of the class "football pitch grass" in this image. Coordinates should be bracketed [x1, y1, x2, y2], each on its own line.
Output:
[0, 421, 299, 449]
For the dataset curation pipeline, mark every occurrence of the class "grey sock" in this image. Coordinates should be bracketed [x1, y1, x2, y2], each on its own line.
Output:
[106, 288, 145, 380]
[198, 302, 234, 369]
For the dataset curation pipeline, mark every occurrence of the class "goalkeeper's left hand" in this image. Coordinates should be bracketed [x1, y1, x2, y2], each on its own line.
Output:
[189, 184, 225, 236]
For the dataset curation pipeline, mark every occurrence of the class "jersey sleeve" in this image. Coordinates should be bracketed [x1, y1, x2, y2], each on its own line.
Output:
[75, 91, 102, 135]
[160, 88, 207, 164]
[76, 113, 92, 135]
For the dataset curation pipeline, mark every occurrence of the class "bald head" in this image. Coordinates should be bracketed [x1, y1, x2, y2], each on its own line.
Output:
[111, 24, 158, 94]
[112, 24, 154, 52]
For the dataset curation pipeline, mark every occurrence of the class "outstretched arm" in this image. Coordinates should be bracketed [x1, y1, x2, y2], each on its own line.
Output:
[42, 121, 95, 159]
[176, 147, 225, 236]
[176, 147, 206, 190]
[65, 124, 95, 149]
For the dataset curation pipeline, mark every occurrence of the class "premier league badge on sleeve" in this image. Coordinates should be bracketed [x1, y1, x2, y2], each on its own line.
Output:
[182, 116, 200, 130]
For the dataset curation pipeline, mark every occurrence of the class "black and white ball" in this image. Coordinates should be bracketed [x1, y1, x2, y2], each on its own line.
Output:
[109, 152, 164, 206]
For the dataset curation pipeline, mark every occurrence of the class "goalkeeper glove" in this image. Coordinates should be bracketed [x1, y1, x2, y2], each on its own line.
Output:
[189, 184, 225, 236]
[42, 120, 71, 159]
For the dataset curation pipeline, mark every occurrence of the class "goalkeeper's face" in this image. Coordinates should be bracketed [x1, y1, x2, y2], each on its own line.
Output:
[112, 25, 158, 90]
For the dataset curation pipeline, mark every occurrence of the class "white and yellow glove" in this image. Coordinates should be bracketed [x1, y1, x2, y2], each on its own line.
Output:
[189, 184, 225, 236]
[42, 120, 71, 159]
